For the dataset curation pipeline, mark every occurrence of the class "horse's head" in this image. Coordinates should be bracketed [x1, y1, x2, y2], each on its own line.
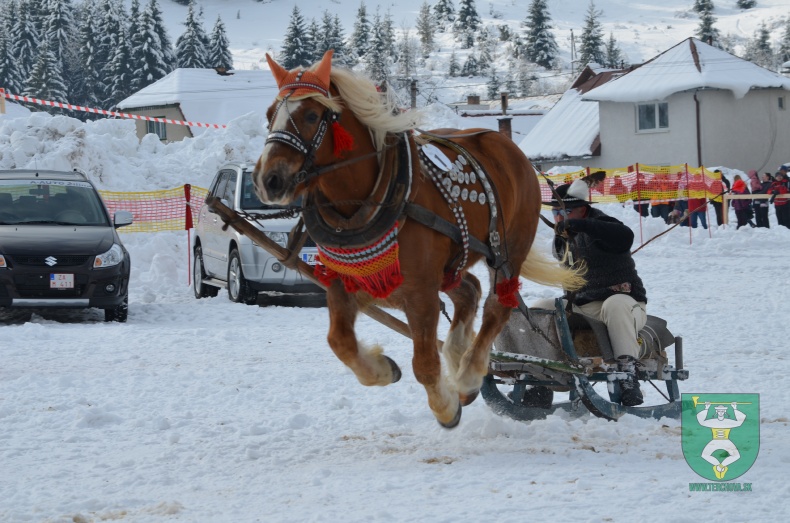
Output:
[253, 50, 354, 205]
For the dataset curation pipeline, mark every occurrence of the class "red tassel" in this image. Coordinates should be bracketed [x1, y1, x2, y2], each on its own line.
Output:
[332, 121, 354, 157]
[495, 276, 521, 308]
[441, 272, 461, 292]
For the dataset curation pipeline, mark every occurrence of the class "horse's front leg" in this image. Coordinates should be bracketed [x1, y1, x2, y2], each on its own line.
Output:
[326, 280, 401, 386]
[404, 292, 461, 428]
[441, 272, 482, 406]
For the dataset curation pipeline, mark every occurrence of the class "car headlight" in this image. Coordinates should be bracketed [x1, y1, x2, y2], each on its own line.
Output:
[0, 254, 6, 268]
[263, 231, 288, 247]
[94, 244, 124, 268]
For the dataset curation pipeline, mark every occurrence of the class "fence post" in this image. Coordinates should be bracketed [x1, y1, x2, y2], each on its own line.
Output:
[185, 184, 193, 286]
[635, 163, 644, 245]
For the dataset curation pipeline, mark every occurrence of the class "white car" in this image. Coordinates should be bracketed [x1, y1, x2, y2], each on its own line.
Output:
[192, 163, 322, 304]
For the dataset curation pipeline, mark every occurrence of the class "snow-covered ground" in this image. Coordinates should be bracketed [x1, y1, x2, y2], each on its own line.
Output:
[2, 104, 789, 522]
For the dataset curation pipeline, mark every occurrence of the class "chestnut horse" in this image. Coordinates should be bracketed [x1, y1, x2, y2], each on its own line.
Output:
[254, 51, 583, 428]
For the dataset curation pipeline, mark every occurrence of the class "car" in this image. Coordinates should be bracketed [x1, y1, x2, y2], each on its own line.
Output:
[192, 163, 323, 304]
[0, 169, 133, 322]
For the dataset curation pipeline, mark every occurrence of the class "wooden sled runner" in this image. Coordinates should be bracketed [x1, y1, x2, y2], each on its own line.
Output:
[481, 299, 689, 421]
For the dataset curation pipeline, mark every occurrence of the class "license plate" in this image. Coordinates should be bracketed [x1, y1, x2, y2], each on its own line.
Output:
[301, 253, 319, 266]
[50, 273, 74, 289]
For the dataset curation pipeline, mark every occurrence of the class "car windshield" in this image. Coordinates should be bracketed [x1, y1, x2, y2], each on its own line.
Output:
[240, 172, 303, 211]
[0, 180, 110, 226]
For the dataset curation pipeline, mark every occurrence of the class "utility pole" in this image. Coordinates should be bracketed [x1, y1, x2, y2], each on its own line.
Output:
[410, 80, 417, 109]
[570, 29, 576, 77]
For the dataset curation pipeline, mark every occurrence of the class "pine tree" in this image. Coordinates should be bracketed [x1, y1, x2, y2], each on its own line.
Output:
[350, 1, 371, 62]
[486, 67, 500, 99]
[43, 0, 74, 62]
[327, 14, 351, 65]
[107, 32, 134, 104]
[696, 3, 720, 46]
[744, 24, 773, 68]
[176, 1, 208, 68]
[736, 0, 756, 8]
[578, 1, 606, 66]
[604, 33, 623, 68]
[97, 0, 127, 104]
[433, 0, 455, 29]
[453, 0, 480, 35]
[693, 0, 714, 13]
[461, 52, 479, 76]
[396, 32, 418, 78]
[380, 9, 396, 59]
[306, 19, 322, 62]
[779, 19, 790, 64]
[146, 0, 176, 70]
[208, 15, 233, 70]
[0, 25, 23, 94]
[11, 0, 40, 83]
[76, 7, 102, 107]
[523, 0, 558, 69]
[415, 1, 434, 57]
[279, 7, 310, 69]
[365, 12, 389, 84]
[448, 50, 460, 77]
[23, 41, 68, 102]
[126, 0, 144, 93]
[134, 2, 171, 88]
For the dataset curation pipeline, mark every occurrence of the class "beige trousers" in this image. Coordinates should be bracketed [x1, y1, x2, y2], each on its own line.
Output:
[532, 294, 647, 359]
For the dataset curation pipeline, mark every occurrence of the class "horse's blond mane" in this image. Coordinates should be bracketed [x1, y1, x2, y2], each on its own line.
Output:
[307, 64, 421, 151]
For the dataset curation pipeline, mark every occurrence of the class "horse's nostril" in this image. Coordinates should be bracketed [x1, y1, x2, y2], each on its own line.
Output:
[265, 173, 283, 193]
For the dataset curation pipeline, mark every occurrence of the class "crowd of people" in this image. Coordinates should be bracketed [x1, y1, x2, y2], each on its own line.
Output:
[605, 165, 790, 230]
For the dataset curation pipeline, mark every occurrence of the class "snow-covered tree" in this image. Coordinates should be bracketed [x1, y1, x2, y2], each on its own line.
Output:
[350, 1, 371, 61]
[693, 0, 714, 13]
[107, 32, 134, 104]
[453, 0, 480, 35]
[744, 23, 773, 69]
[365, 12, 389, 84]
[461, 52, 479, 76]
[380, 9, 396, 59]
[523, 0, 558, 69]
[447, 50, 460, 77]
[396, 31, 418, 78]
[736, 0, 756, 8]
[604, 33, 624, 68]
[11, 0, 40, 82]
[133, 1, 172, 89]
[146, 0, 176, 70]
[433, 0, 455, 29]
[43, 0, 75, 62]
[208, 15, 233, 70]
[0, 24, 23, 94]
[76, 7, 102, 107]
[695, 2, 720, 46]
[327, 14, 351, 65]
[486, 67, 500, 99]
[578, 1, 606, 66]
[415, 1, 434, 57]
[23, 41, 68, 102]
[779, 19, 790, 64]
[176, 1, 208, 68]
[280, 6, 311, 69]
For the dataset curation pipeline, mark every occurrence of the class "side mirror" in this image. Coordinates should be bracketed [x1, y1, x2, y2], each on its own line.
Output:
[114, 210, 134, 228]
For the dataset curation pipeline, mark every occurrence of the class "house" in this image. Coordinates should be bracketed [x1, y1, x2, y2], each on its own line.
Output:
[518, 64, 633, 170]
[117, 68, 278, 142]
[524, 38, 790, 173]
[448, 93, 561, 142]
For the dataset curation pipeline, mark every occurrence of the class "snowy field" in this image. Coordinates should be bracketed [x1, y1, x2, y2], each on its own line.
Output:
[1, 110, 789, 522]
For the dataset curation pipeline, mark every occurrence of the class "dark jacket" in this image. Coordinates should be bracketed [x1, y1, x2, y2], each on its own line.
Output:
[553, 207, 647, 306]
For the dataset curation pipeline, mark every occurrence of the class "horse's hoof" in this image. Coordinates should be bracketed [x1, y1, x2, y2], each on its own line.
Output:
[459, 389, 479, 406]
[438, 403, 462, 429]
[385, 356, 402, 383]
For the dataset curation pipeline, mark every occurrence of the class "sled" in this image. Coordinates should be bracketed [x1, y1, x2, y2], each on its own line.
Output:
[481, 299, 688, 421]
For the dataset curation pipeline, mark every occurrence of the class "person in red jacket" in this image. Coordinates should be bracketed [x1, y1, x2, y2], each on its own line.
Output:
[769, 172, 790, 228]
[730, 176, 753, 229]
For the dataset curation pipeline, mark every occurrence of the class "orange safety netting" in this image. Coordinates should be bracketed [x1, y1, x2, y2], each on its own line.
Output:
[539, 164, 724, 207]
[100, 185, 208, 233]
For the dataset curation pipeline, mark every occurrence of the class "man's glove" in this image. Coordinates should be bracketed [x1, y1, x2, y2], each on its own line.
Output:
[555, 219, 585, 235]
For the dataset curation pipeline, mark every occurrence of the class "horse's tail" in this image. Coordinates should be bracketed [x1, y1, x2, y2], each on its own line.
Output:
[519, 245, 586, 291]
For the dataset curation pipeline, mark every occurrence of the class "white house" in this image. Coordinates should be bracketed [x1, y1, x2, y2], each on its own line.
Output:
[117, 68, 278, 142]
[523, 38, 790, 174]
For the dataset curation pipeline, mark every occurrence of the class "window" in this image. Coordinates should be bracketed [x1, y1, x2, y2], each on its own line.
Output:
[146, 118, 167, 141]
[780, 96, 786, 110]
[637, 102, 669, 132]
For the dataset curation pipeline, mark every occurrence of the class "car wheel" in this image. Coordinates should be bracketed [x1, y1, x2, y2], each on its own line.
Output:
[194, 245, 219, 299]
[104, 295, 128, 323]
[228, 248, 257, 305]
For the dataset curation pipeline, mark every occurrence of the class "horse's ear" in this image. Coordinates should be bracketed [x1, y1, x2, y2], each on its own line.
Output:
[266, 53, 291, 88]
[313, 49, 334, 88]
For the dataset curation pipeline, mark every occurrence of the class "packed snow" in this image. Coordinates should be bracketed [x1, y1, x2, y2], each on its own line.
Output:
[1, 96, 788, 522]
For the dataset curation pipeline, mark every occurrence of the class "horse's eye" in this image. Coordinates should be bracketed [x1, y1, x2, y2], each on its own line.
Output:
[305, 111, 320, 125]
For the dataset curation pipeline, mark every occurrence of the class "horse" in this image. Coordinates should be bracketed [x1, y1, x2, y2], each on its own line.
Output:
[253, 50, 584, 428]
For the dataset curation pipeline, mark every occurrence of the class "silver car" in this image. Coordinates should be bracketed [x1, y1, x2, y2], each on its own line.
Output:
[192, 163, 322, 304]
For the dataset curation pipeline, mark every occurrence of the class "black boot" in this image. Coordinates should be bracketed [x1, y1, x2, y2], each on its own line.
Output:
[616, 356, 644, 407]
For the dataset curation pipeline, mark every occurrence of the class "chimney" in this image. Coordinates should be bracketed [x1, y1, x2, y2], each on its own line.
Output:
[500, 92, 508, 114]
[467, 94, 480, 105]
[498, 117, 512, 140]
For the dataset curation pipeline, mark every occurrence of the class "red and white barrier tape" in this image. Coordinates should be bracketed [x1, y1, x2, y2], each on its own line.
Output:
[0, 88, 226, 129]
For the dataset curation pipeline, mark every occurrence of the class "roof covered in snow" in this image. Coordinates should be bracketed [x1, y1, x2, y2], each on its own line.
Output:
[582, 37, 790, 103]
[117, 69, 279, 134]
[518, 66, 629, 161]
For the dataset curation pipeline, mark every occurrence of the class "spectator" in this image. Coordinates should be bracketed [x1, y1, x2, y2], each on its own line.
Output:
[729, 176, 753, 229]
[753, 172, 771, 228]
[648, 173, 676, 223]
[680, 173, 708, 229]
[709, 169, 730, 226]
[769, 172, 790, 228]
